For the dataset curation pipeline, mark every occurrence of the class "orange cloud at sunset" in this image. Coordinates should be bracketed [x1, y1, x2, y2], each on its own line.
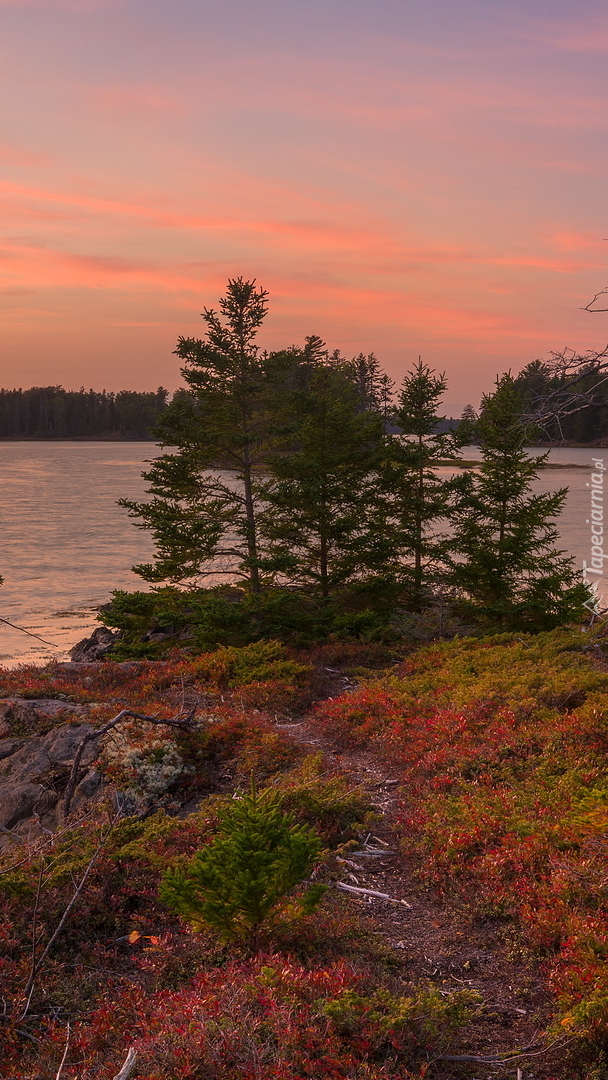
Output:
[0, 0, 607, 410]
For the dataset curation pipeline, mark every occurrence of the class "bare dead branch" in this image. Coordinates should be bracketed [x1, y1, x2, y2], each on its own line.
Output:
[19, 815, 120, 1020]
[433, 1034, 572, 1064]
[336, 881, 412, 906]
[23, 861, 45, 1018]
[583, 287, 608, 312]
[517, 345, 608, 440]
[112, 1048, 138, 1080]
[54, 1022, 71, 1080]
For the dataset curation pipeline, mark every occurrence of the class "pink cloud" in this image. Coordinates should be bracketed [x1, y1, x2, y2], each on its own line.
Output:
[0, 241, 205, 294]
[87, 83, 187, 119]
[0, 142, 53, 168]
[525, 15, 608, 54]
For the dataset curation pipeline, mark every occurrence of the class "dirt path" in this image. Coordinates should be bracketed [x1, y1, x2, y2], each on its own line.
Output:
[277, 712, 567, 1080]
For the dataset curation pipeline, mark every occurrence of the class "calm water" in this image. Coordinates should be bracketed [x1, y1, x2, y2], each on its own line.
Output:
[0, 442, 602, 666]
[0, 443, 158, 666]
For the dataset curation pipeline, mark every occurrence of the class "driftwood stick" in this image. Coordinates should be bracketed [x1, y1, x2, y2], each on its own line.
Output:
[433, 1035, 570, 1064]
[54, 1022, 71, 1080]
[112, 1048, 138, 1080]
[350, 849, 391, 857]
[336, 881, 412, 907]
[62, 707, 197, 821]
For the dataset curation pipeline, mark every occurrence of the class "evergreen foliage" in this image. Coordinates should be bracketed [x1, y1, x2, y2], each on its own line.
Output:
[261, 361, 389, 597]
[387, 359, 460, 609]
[448, 373, 589, 628]
[119, 278, 273, 592]
[113, 278, 590, 635]
[0, 385, 168, 438]
[160, 784, 325, 944]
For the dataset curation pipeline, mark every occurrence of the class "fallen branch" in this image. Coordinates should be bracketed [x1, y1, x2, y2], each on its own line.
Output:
[435, 1047, 540, 1063]
[113, 1048, 138, 1080]
[336, 881, 412, 906]
[433, 1034, 571, 1065]
[54, 1023, 71, 1080]
[349, 848, 392, 857]
[336, 856, 364, 871]
[62, 707, 197, 821]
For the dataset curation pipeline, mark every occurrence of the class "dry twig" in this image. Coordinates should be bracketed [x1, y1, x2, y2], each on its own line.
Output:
[54, 1023, 71, 1080]
[336, 881, 412, 906]
[112, 1047, 138, 1079]
[19, 814, 119, 1020]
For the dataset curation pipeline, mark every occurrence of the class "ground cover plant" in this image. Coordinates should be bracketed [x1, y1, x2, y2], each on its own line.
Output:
[2, 628, 608, 1077]
[312, 626, 608, 1063]
[3, 640, 482, 1079]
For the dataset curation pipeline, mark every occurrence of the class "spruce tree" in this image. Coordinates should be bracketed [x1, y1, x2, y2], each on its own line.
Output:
[259, 361, 389, 598]
[160, 785, 325, 946]
[387, 359, 459, 610]
[447, 373, 588, 629]
[119, 278, 272, 593]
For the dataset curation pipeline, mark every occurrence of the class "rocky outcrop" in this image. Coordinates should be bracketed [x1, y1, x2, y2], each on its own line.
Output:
[0, 696, 85, 734]
[0, 720, 102, 849]
[69, 625, 117, 662]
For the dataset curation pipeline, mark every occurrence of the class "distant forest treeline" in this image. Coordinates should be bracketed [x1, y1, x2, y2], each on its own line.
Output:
[4, 358, 608, 442]
[0, 386, 170, 439]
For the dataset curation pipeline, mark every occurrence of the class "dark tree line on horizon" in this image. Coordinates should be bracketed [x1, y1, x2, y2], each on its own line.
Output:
[4, 346, 608, 444]
[0, 385, 170, 439]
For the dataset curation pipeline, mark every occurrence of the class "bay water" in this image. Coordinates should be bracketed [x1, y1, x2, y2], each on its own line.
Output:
[0, 442, 600, 667]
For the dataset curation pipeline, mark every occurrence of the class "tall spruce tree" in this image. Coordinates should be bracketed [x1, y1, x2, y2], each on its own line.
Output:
[119, 278, 273, 593]
[260, 361, 389, 598]
[447, 373, 588, 629]
[387, 359, 459, 610]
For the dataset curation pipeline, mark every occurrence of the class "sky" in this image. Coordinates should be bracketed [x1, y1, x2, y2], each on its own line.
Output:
[1, 0, 608, 411]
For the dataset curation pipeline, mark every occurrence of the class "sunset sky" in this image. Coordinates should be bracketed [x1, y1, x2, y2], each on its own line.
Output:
[1, 0, 608, 411]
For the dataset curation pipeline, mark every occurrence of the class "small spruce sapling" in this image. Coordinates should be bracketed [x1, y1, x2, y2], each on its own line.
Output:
[160, 784, 326, 945]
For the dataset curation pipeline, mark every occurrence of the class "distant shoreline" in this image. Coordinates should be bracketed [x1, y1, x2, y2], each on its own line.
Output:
[1, 437, 608, 448]
[0, 435, 157, 442]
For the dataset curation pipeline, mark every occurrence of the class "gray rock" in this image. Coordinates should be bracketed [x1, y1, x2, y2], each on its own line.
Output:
[0, 781, 57, 831]
[69, 625, 117, 662]
[0, 722, 98, 848]
[0, 697, 85, 732]
[0, 737, 28, 761]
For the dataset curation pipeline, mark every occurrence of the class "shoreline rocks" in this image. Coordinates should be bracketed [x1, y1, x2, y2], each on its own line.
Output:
[69, 625, 117, 662]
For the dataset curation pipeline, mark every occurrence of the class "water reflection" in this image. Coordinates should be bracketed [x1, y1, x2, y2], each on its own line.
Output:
[0, 442, 601, 666]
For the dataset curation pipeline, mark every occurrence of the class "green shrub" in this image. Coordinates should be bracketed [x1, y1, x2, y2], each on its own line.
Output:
[160, 784, 326, 945]
[274, 754, 374, 844]
[191, 638, 311, 688]
[321, 984, 481, 1056]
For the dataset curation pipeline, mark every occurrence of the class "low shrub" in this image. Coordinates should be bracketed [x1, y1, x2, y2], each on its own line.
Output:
[160, 784, 326, 945]
[273, 753, 374, 845]
[39, 956, 477, 1080]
